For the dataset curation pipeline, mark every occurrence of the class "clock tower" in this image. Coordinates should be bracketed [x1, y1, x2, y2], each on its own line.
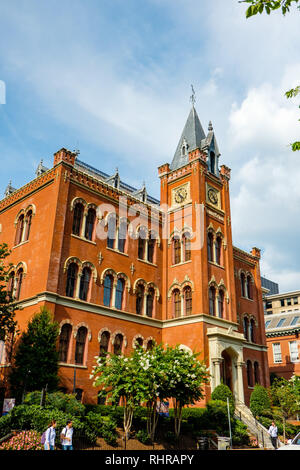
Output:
[158, 104, 248, 403]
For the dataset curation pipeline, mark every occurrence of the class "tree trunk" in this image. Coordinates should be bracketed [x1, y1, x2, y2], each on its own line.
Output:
[147, 400, 159, 442]
[173, 399, 183, 439]
[124, 405, 134, 440]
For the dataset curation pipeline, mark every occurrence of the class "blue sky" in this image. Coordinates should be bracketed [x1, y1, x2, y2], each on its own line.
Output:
[0, 0, 300, 292]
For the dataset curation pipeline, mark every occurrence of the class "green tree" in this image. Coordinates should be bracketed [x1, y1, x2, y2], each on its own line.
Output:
[9, 307, 60, 402]
[241, 0, 300, 151]
[0, 243, 18, 341]
[163, 345, 210, 439]
[211, 383, 235, 413]
[249, 384, 271, 417]
[270, 377, 300, 441]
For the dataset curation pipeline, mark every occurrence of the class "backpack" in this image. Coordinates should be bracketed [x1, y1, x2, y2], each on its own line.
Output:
[40, 431, 47, 445]
[60, 427, 67, 443]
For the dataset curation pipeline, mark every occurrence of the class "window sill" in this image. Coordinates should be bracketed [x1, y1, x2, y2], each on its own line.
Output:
[208, 261, 224, 269]
[171, 260, 192, 268]
[71, 234, 96, 245]
[241, 296, 254, 302]
[59, 362, 88, 369]
[106, 247, 129, 257]
[137, 257, 157, 267]
[13, 240, 29, 249]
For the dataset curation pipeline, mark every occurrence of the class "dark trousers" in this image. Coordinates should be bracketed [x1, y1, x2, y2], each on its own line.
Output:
[271, 436, 277, 449]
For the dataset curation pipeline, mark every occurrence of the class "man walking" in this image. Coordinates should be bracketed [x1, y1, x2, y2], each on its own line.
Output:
[61, 420, 74, 450]
[268, 421, 278, 450]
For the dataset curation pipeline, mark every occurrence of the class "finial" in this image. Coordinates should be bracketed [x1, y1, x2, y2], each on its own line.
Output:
[208, 121, 213, 132]
[190, 84, 196, 107]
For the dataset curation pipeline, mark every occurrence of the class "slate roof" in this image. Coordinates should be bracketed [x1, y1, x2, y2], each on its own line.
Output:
[170, 106, 206, 171]
[265, 310, 300, 336]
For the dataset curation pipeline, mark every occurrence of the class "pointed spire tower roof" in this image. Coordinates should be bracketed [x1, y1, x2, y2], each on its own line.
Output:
[170, 105, 206, 171]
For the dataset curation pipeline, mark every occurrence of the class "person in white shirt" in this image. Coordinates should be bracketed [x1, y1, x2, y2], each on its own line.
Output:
[61, 420, 73, 450]
[44, 420, 57, 450]
[268, 421, 278, 449]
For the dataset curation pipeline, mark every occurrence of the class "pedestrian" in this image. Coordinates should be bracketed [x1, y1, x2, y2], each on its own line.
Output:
[44, 420, 57, 450]
[268, 421, 278, 450]
[60, 420, 74, 450]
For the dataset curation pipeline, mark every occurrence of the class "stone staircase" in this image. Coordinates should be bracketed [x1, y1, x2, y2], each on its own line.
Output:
[235, 401, 283, 449]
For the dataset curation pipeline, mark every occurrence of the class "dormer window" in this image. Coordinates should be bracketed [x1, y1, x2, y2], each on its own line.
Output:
[181, 139, 188, 156]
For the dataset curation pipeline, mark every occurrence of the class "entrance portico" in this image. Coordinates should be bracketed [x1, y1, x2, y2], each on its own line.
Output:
[207, 326, 245, 403]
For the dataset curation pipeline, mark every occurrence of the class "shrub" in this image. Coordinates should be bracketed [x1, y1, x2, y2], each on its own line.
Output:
[24, 391, 85, 416]
[136, 429, 151, 445]
[250, 385, 271, 418]
[232, 420, 249, 446]
[211, 384, 235, 414]
[0, 414, 12, 439]
[205, 400, 232, 433]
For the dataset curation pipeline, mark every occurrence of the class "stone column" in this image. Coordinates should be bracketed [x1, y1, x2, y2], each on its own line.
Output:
[236, 360, 245, 403]
[212, 358, 222, 390]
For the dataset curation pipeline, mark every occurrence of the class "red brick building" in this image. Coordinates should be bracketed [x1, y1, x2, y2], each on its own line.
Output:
[0, 105, 270, 406]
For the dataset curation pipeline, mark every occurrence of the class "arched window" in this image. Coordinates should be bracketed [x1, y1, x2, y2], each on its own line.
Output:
[66, 263, 78, 298]
[254, 361, 260, 384]
[85, 208, 96, 241]
[118, 220, 127, 253]
[138, 227, 147, 260]
[250, 319, 255, 343]
[146, 288, 155, 318]
[173, 289, 181, 318]
[103, 275, 113, 307]
[210, 151, 216, 174]
[173, 237, 181, 265]
[184, 286, 192, 316]
[7, 271, 15, 298]
[146, 339, 154, 351]
[79, 267, 91, 301]
[243, 317, 249, 341]
[134, 337, 143, 348]
[183, 232, 191, 262]
[207, 232, 214, 262]
[215, 236, 222, 265]
[15, 268, 23, 300]
[100, 331, 110, 357]
[113, 334, 123, 355]
[247, 276, 252, 299]
[209, 286, 216, 315]
[241, 273, 246, 297]
[147, 237, 156, 264]
[58, 324, 72, 363]
[247, 360, 253, 387]
[72, 203, 84, 236]
[115, 278, 124, 310]
[15, 214, 24, 245]
[75, 326, 87, 365]
[136, 284, 144, 315]
[107, 215, 116, 249]
[218, 290, 224, 318]
[24, 210, 33, 241]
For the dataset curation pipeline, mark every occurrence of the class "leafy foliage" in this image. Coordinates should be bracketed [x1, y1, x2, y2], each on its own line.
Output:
[211, 384, 235, 413]
[241, 0, 299, 18]
[9, 307, 60, 402]
[250, 384, 271, 417]
[0, 243, 18, 341]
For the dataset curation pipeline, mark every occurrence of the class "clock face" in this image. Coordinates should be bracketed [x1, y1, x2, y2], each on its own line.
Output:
[174, 187, 188, 204]
[208, 188, 218, 205]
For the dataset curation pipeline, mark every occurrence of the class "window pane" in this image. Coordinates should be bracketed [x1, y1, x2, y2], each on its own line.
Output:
[103, 275, 112, 306]
[85, 209, 96, 240]
[79, 268, 91, 301]
[75, 327, 87, 364]
[66, 263, 77, 297]
[115, 279, 124, 310]
[72, 204, 83, 236]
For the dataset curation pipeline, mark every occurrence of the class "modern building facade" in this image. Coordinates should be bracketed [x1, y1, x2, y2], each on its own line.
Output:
[0, 105, 270, 406]
[264, 290, 300, 380]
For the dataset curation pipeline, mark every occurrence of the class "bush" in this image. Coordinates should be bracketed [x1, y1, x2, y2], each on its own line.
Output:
[205, 400, 232, 434]
[250, 385, 271, 418]
[232, 420, 249, 446]
[84, 412, 118, 445]
[136, 429, 151, 445]
[24, 391, 85, 416]
[0, 414, 13, 439]
[211, 384, 235, 414]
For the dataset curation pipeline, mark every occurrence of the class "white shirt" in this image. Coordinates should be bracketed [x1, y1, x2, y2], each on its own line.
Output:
[61, 426, 73, 446]
[268, 425, 278, 438]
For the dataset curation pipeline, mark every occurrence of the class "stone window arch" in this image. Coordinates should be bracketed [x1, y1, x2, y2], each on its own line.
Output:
[173, 288, 181, 318]
[117, 217, 129, 253]
[111, 330, 127, 355]
[137, 225, 148, 260]
[132, 334, 144, 348]
[106, 212, 117, 249]
[79, 266, 91, 301]
[99, 330, 111, 357]
[66, 262, 79, 298]
[72, 200, 85, 236]
[182, 230, 192, 262]
[184, 285, 192, 316]
[209, 285, 216, 316]
[75, 326, 88, 365]
[240, 271, 246, 298]
[207, 230, 214, 263]
[246, 273, 254, 300]
[14, 212, 25, 246]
